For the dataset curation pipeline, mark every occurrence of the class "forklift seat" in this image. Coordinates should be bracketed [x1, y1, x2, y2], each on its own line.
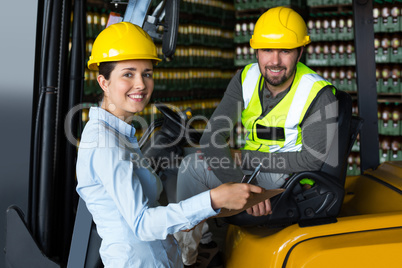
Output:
[224, 90, 363, 227]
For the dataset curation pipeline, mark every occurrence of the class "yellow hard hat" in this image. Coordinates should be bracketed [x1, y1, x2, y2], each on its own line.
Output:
[250, 6, 311, 49]
[88, 22, 161, 70]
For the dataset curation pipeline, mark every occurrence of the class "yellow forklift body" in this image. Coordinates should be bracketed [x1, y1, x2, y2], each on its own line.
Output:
[285, 227, 402, 268]
[343, 161, 402, 215]
[225, 161, 402, 268]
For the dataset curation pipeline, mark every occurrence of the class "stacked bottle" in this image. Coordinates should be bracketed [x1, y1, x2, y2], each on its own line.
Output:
[307, 13, 354, 42]
[347, 151, 361, 176]
[160, 46, 234, 68]
[234, 15, 258, 66]
[314, 66, 356, 92]
[379, 135, 402, 163]
[376, 65, 401, 93]
[155, 0, 236, 91]
[347, 101, 361, 175]
[374, 33, 402, 64]
[378, 102, 402, 136]
[308, 0, 353, 6]
[305, 8, 358, 95]
[373, 1, 402, 33]
[153, 69, 233, 92]
[234, 18, 255, 43]
[306, 41, 356, 67]
[78, 1, 237, 141]
[234, 0, 297, 11]
[372, 1, 402, 166]
[373, 1, 402, 95]
[176, 25, 233, 49]
[83, 7, 110, 98]
[180, 0, 234, 19]
[348, 100, 402, 174]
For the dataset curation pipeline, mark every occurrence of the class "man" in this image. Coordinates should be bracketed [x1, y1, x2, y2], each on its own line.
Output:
[174, 6, 337, 267]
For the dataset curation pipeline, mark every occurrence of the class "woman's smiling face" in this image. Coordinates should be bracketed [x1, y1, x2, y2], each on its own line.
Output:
[98, 59, 154, 121]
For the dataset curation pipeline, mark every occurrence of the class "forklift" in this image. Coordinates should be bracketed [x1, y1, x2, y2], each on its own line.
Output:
[3, 0, 402, 267]
[223, 1, 402, 267]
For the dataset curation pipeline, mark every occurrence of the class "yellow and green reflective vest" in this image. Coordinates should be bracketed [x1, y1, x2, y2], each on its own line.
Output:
[241, 62, 335, 153]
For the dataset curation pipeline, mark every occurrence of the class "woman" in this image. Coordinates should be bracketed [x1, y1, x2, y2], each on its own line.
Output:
[76, 22, 262, 268]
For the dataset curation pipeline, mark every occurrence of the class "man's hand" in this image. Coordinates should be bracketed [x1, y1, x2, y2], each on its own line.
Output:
[210, 182, 263, 210]
[246, 199, 272, 216]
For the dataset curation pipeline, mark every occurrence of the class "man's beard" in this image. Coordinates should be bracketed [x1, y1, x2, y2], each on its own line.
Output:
[262, 63, 297, 87]
[264, 69, 288, 86]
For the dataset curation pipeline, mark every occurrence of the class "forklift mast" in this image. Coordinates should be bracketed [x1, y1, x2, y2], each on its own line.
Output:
[2, 0, 381, 267]
[353, 0, 380, 171]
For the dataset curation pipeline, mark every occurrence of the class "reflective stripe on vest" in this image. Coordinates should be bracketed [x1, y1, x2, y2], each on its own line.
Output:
[241, 62, 333, 153]
[242, 63, 260, 109]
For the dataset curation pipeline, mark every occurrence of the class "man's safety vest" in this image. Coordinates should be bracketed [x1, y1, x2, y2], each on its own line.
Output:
[241, 62, 335, 153]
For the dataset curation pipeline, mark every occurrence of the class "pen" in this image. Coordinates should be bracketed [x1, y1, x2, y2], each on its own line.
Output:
[243, 163, 262, 184]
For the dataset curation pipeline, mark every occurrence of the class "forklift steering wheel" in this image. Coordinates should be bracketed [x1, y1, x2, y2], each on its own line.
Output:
[154, 101, 202, 144]
[155, 102, 185, 130]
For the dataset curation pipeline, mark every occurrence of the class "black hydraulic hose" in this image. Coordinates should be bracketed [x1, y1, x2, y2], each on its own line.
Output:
[29, 0, 53, 239]
[29, 87, 45, 233]
[60, 0, 85, 264]
[53, 0, 73, 264]
[27, 1, 44, 235]
[37, 0, 66, 259]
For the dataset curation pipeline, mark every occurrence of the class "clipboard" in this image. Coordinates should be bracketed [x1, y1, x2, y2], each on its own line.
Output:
[214, 188, 285, 218]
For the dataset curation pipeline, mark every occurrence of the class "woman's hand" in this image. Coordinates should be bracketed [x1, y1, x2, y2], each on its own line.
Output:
[210, 182, 264, 210]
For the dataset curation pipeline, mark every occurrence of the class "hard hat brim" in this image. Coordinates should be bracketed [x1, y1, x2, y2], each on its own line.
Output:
[88, 56, 162, 70]
[250, 36, 311, 50]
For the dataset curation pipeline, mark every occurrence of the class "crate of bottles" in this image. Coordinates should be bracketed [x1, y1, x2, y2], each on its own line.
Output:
[379, 135, 402, 162]
[377, 78, 401, 94]
[373, 1, 402, 32]
[378, 102, 402, 135]
[307, 0, 322, 6]
[308, 0, 353, 4]
[379, 149, 390, 163]
[390, 48, 402, 63]
[379, 139, 401, 162]
[308, 14, 354, 42]
[375, 33, 402, 64]
[381, 8, 401, 32]
[235, 45, 257, 67]
[376, 66, 401, 94]
[379, 119, 401, 135]
[347, 152, 360, 176]
[234, 18, 256, 44]
[306, 54, 329, 66]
